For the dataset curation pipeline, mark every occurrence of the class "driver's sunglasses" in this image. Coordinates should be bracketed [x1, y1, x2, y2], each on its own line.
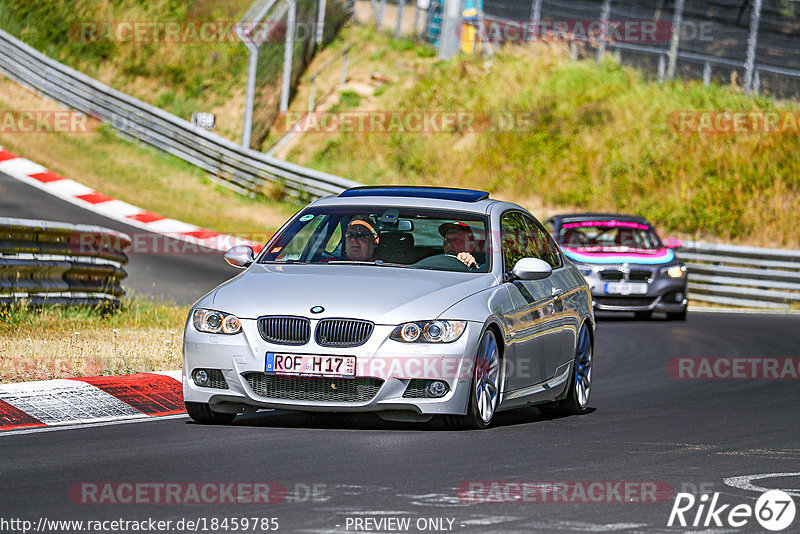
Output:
[345, 231, 371, 241]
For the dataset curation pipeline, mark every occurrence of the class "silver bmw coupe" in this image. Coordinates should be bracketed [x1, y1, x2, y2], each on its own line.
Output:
[183, 186, 594, 429]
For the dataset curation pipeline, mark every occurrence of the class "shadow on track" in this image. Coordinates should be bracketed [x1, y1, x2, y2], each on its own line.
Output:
[185, 406, 597, 432]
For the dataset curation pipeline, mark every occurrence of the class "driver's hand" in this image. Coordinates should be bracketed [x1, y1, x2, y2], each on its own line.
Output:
[456, 252, 478, 269]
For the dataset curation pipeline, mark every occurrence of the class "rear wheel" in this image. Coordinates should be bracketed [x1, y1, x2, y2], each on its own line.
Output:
[540, 325, 592, 416]
[185, 401, 237, 424]
[445, 329, 501, 430]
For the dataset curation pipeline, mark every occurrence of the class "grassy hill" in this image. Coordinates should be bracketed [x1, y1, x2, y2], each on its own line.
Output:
[286, 26, 800, 247]
[0, 0, 252, 141]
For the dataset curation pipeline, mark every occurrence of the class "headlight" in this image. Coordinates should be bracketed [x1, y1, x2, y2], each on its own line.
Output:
[577, 266, 593, 277]
[391, 320, 467, 343]
[192, 309, 242, 335]
[660, 265, 687, 278]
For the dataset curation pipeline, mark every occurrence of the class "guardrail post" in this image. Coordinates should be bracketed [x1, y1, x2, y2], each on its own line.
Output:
[438, 0, 463, 60]
[703, 61, 711, 85]
[396, 0, 406, 38]
[658, 54, 666, 82]
[753, 70, 761, 95]
[243, 49, 258, 148]
[341, 49, 349, 85]
[743, 0, 763, 94]
[316, 0, 327, 44]
[413, 1, 422, 36]
[280, 0, 297, 113]
[530, 0, 542, 27]
[596, 0, 611, 62]
[666, 0, 685, 79]
[570, 39, 578, 61]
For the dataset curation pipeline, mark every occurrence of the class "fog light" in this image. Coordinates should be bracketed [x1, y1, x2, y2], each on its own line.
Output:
[192, 369, 210, 387]
[425, 380, 449, 398]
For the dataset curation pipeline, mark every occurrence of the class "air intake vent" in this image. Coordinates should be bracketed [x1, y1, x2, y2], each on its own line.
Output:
[258, 316, 310, 345]
[315, 319, 374, 347]
[243, 373, 383, 402]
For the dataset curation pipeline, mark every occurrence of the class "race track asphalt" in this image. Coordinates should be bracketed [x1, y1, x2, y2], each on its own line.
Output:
[2, 312, 798, 533]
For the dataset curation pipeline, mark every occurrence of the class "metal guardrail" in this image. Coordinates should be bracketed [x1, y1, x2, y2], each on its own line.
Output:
[0, 218, 130, 307]
[0, 29, 360, 200]
[679, 241, 800, 309]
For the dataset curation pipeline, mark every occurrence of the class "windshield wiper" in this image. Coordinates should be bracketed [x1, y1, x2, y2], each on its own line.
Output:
[328, 260, 409, 268]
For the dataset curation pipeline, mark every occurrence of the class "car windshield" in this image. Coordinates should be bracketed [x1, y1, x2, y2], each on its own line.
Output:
[556, 219, 662, 252]
[259, 207, 491, 273]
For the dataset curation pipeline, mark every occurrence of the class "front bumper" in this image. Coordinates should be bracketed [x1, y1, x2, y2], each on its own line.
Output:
[581, 267, 688, 312]
[182, 319, 483, 416]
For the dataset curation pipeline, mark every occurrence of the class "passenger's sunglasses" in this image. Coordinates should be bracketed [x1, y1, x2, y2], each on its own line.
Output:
[345, 231, 371, 240]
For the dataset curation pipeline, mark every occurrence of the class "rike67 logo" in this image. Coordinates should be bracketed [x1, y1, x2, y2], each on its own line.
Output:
[668, 490, 796, 531]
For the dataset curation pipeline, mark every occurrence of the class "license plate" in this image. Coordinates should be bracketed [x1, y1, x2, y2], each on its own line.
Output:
[604, 282, 648, 295]
[265, 353, 356, 377]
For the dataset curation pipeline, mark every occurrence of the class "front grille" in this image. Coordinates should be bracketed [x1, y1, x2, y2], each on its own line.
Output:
[258, 316, 310, 345]
[598, 268, 652, 281]
[242, 373, 383, 402]
[598, 269, 624, 281]
[315, 319, 374, 347]
[629, 269, 653, 281]
[594, 296, 656, 307]
[207, 369, 228, 389]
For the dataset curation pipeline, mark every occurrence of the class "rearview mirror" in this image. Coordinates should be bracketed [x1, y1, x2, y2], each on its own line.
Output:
[224, 246, 255, 268]
[509, 258, 553, 281]
[664, 237, 683, 249]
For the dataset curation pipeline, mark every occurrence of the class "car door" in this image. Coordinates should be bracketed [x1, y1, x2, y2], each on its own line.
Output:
[520, 213, 577, 378]
[500, 211, 562, 390]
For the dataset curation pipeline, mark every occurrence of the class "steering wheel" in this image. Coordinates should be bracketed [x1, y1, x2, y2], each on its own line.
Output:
[412, 254, 472, 272]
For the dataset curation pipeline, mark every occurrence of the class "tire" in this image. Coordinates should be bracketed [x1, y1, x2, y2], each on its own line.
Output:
[540, 325, 592, 416]
[445, 329, 501, 430]
[666, 309, 687, 321]
[185, 401, 237, 424]
[634, 310, 653, 320]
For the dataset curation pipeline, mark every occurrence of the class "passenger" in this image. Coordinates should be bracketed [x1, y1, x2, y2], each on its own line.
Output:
[345, 216, 379, 261]
[439, 221, 481, 269]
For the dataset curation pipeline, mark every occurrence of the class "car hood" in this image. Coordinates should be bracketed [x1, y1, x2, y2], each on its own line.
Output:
[561, 246, 676, 265]
[209, 263, 497, 324]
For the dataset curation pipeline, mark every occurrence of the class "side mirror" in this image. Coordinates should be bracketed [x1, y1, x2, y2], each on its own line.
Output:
[509, 257, 553, 281]
[664, 237, 683, 249]
[224, 246, 255, 268]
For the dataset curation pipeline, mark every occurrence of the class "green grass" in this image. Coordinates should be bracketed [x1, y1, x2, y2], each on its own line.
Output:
[289, 29, 800, 247]
[0, 297, 187, 383]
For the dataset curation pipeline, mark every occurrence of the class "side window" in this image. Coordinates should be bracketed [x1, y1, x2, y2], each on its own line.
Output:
[501, 212, 535, 272]
[521, 214, 563, 268]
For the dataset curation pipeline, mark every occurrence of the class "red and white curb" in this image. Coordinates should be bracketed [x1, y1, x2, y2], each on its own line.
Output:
[0, 146, 262, 253]
[0, 371, 184, 431]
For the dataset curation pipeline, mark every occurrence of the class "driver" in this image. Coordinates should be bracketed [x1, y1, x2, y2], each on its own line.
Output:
[439, 221, 480, 269]
[345, 216, 379, 261]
